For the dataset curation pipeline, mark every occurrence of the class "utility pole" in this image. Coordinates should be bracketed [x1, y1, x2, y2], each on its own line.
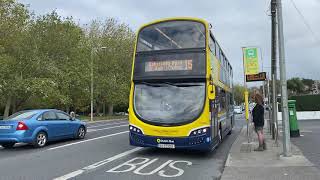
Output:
[271, 0, 278, 140]
[277, 0, 291, 157]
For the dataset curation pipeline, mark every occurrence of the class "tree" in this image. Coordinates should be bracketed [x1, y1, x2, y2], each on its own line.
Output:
[301, 78, 314, 93]
[86, 18, 135, 115]
[0, 0, 31, 117]
[287, 78, 304, 95]
[0, 1, 136, 117]
[233, 84, 246, 105]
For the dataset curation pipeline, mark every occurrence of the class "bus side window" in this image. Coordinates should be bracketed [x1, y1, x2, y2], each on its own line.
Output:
[215, 87, 221, 112]
[220, 89, 226, 111]
[230, 93, 234, 105]
[209, 34, 216, 56]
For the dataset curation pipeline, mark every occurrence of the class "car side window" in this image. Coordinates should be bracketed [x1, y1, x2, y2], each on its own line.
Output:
[42, 112, 57, 121]
[56, 112, 71, 121]
[37, 115, 42, 121]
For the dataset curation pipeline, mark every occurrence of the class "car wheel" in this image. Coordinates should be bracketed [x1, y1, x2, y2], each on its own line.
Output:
[77, 126, 86, 139]
[34, 132, 47, 148]
[1, 143, 15, 149]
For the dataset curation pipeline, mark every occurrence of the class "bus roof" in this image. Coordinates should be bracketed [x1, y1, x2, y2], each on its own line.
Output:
[137, 17, 210, 33]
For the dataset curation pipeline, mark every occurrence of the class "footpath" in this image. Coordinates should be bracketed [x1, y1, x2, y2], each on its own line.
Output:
[220, 123, 320, 180]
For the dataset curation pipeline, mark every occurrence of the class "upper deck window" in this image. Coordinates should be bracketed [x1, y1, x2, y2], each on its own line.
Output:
[137, 21, 206, 52]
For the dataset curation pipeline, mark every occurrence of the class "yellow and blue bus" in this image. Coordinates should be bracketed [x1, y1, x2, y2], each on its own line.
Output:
[128, 17, 234, 151]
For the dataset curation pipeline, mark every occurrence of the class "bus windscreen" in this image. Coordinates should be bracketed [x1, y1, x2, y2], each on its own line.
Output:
[137, 21, 206, 52]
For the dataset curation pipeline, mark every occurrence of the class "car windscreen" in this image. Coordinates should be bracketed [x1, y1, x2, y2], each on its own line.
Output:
[5, 111, 38, 120]
[133, 82, 205, 126]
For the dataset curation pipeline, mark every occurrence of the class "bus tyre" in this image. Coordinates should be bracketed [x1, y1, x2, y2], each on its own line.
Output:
[218, 128, 222, 143]
[228, 122, 232, 135]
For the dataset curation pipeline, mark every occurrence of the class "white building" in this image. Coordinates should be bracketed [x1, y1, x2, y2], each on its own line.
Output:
[311, 80, 320, 94]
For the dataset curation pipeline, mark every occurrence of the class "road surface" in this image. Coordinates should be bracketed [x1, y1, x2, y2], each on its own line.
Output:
[0, 115, 246, 180]
[291, 120, 320, 169]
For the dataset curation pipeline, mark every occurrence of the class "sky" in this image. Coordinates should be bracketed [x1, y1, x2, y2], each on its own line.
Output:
[19, 0, 320, 84]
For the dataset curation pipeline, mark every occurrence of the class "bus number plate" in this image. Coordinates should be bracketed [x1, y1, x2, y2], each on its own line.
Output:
[157, 144, 175, 149]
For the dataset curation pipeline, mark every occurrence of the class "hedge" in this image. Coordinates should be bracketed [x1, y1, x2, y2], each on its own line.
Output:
[290, 95, 320, 111]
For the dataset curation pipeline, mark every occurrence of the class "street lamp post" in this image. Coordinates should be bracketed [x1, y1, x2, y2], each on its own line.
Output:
[90, 46, 107, 122]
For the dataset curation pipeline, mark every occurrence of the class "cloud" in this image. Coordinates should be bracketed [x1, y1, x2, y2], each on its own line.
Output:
[18, 0, 320, 83]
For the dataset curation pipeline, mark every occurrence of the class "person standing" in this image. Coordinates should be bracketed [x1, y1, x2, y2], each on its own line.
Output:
[252, 93, 266, 151]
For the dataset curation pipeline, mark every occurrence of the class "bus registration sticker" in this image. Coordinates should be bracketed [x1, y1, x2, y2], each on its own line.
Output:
[145, 60, 192, 72]
[157, 144, 175, 149]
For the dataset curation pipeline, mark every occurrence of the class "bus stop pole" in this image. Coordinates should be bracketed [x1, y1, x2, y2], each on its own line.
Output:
[244, 90, 250, 143]
[242, 47, 250, 143]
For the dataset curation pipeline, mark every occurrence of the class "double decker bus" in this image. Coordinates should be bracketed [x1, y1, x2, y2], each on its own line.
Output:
[128, 18, 234, 151]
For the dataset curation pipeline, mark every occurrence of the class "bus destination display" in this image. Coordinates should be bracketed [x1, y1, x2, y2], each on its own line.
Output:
[145, 59, 193, 72]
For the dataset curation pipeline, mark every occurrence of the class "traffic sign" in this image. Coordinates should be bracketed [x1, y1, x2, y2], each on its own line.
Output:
[246, 72, 266, 82]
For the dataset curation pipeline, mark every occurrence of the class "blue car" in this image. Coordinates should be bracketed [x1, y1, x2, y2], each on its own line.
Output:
[0, 109, 87, 148]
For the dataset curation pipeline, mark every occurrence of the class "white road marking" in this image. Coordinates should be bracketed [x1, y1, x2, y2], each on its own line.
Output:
[107, 157, 192, 177]
[53, 147, 143, 180]
[48, 131, 129, 151]
[300, 130, 312, 133]
[54, 170, 84, 180]
[87, 124, 128, 133]
[87, 122, 128, 129]
[85, 119, 127, 124]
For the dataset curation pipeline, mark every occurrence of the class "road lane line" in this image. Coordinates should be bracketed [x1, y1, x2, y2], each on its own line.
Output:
[87, 124, 128, 132]
[48, 131, 129, 151]
[87, 122, 128, 129]
[85, 119, 127, 124]
[53, 147, 143, 180]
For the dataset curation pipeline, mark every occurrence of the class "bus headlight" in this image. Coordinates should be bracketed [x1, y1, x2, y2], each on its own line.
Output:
[189, 127, 209, 136]
[129, 125, 143, 135]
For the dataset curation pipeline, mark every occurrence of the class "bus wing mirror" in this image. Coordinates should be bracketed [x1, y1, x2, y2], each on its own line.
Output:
[208, 84, 215, 100]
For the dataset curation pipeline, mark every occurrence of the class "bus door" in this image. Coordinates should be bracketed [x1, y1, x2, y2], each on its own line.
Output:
[219, 88, 227, 134]
[226, 93, 231, 129]
[210, 87, 219, 139]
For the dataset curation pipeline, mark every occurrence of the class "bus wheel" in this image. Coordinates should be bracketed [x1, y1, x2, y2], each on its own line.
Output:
[218, 128, 222, 143]
[228, 121, 232, 135]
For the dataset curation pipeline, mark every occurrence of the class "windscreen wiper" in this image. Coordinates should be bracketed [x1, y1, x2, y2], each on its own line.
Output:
[163, 82, 204, 87]
[136, 82, 161, 87]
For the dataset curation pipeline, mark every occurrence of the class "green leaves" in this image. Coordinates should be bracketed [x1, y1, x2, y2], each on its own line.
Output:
[233, 84, 246, 105]
[0, 1, 135, 115]
[87, 18, 135, 110]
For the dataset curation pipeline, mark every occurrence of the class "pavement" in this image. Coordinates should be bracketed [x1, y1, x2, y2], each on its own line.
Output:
[0, 115, 245, 180]
[221, 120, 320, 180]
